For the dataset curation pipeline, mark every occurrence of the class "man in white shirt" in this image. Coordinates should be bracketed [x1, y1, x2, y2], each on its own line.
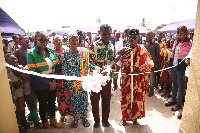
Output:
[113, 32, 123, 90]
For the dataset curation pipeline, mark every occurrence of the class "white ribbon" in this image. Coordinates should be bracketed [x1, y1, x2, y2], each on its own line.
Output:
[120, 52, 188, 110]
[130, 51, 134, 109]
[5, 63, 109, 93]
[114, 56, 187, 76]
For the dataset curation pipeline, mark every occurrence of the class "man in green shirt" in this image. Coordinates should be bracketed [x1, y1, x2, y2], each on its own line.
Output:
[89, 24, 115, 128]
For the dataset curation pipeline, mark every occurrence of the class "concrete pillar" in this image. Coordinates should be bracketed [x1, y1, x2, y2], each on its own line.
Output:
[0, 33, 19, 133]
[180, 0, 200, 132]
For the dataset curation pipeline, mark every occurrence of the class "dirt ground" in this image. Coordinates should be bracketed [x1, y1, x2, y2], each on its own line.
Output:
[25, 77, 182, 133]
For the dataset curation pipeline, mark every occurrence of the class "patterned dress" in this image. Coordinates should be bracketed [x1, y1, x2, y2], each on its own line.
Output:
[55, 50, 72, 117]
[120, 44, 154, 121]
[62, 48, 88, 120]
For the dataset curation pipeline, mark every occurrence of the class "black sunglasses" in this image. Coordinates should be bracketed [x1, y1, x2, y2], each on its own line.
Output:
[37, 39, 48, 43]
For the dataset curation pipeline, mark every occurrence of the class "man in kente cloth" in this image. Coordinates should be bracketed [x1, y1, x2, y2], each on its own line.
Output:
[114, 29, 154, 125]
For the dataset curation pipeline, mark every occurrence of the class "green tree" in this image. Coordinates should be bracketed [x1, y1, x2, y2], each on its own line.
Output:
[47, 29, 51, 32]
[62, 26, 71, 28]
[155, 24, 167, 31]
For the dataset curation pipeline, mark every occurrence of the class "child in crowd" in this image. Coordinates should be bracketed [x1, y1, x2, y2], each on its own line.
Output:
[5, 53, 39, 130]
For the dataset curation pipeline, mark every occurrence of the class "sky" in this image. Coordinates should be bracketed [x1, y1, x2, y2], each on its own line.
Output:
[0, 0, 199, 32]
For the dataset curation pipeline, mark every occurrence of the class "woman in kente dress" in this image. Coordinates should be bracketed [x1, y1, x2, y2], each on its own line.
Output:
[62, 32, 90, 128]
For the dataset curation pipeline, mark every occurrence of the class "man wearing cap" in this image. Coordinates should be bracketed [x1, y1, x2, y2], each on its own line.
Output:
[89, 24, 115, 128]
[144, 31, 160, 97]
[114, 29, 154, 125]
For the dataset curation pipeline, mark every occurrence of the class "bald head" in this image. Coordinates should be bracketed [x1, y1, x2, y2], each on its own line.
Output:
[146, 31, 155, 43]
[147, 31, 155, 36]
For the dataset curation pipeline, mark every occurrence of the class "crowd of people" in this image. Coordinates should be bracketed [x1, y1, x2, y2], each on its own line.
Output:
[2, 24, 193, 131]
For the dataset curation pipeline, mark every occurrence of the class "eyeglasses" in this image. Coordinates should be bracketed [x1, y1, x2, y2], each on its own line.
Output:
[37, 39, 48, 43]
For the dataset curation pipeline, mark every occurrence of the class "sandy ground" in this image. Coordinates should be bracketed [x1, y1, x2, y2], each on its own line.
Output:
[24, 76, 182, 133]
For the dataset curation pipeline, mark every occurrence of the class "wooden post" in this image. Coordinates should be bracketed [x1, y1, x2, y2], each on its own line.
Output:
[180, 0, 200, 132]
[0, 32, 19, 133]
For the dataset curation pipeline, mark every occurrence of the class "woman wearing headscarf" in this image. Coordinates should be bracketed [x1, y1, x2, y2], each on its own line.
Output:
[165, 26, 192, 111]
[62, 32, 90, 128]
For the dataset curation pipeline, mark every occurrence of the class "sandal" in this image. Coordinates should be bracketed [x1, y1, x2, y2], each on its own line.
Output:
[119, 119, 126, 126]
[83, 119, 90, 127]
[133, 120, 140, 125]
[71, 119, 78, 128]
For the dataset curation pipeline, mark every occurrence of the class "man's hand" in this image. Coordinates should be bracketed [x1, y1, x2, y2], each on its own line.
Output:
[100, 66, 109, 76]
[118, 47, 132, 56]
[114, 55, 121, 63]
[101, 71, 108, 76]
[100, 67, 106, 73]
[49, 81, 57, 91]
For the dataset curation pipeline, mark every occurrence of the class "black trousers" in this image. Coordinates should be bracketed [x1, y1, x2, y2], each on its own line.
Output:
[90, 81, 111, 123]
[34, 89, 56, 124]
